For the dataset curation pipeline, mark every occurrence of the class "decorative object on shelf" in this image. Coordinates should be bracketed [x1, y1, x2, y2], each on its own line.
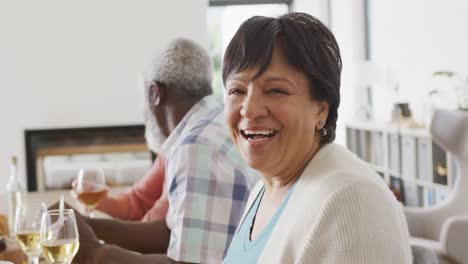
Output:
[435, 163, 447, 177]
[391, 103, 423, 128]
[395, 102, 412, 118]
[431, 70, 468, 111]
[389, 177, 403, 202]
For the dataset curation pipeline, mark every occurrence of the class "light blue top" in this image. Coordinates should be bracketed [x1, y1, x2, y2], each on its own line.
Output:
[223, 184, 295, 264]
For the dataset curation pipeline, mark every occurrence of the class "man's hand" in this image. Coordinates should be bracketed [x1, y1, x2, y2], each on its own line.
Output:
[48, 202, 86, 223]
[48, 202, 102, 263]
[72, 212, 104, 264]
[70, 179, 109, 215]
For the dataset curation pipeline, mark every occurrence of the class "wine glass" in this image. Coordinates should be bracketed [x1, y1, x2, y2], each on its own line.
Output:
[75, 168, 108, 217]
[14, 204, 45, 264]
[40, 209, 79, 264]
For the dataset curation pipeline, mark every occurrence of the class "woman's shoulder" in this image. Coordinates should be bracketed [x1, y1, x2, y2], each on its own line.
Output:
[315, 143, 376, 173]
[296, 180, 412, 263]
[293, 145, 411, 262]
[320, 179, 400, 215]
[293, 143, 401, 224]
[301, 143, 386, 193]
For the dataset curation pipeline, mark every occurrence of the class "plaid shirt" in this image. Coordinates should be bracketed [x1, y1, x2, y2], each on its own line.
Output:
[162, 95, 259, 264]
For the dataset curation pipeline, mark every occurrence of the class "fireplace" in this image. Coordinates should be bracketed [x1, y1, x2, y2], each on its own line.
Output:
[24, 125, 153, 192]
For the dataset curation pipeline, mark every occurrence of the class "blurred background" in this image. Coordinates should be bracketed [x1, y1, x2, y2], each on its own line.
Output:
[1, 0, 467, 194]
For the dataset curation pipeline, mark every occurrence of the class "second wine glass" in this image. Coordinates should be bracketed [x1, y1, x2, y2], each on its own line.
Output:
[40, 209, 79, 264]
[75, 168, 108, 217]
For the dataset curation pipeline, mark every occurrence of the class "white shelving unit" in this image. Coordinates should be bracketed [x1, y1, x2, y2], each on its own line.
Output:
[346, 121, 457, 208]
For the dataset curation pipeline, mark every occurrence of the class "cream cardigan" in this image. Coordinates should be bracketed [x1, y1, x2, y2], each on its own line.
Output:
[240, 143, 412, 264]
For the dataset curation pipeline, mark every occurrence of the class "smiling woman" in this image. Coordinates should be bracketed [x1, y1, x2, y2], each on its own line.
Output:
[221, 12, 412, 264]
[224, 46, 325, 180]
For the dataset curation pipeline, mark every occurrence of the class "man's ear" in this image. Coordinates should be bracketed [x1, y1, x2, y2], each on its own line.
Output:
[151, 82, 166, 106]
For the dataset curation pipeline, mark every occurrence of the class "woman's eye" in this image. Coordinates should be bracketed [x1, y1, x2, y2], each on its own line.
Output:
[228, 88, 245, 95]
[267, 88, 289, 95]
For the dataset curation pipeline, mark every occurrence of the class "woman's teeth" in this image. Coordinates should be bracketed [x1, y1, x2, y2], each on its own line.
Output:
[241, 129, 277, 140]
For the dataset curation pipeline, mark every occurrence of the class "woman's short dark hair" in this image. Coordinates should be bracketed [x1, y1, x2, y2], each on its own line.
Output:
[222, 12, 342, 144]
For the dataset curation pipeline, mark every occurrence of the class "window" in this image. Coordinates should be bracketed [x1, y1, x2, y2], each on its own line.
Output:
[207, 2, 290, 94]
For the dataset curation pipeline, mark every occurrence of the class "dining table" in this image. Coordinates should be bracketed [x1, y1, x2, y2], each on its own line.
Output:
[0, 186, 127, 264]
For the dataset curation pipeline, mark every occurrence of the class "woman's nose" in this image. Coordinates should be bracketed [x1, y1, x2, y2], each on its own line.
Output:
[240, 90, 268, 120]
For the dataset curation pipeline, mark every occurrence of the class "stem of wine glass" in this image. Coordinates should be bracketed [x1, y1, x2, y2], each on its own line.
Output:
[85, 206, 94, 218]
[28, 256, 39, 264]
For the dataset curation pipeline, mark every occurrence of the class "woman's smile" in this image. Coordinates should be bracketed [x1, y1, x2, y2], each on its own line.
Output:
[239, 127, 279, 149]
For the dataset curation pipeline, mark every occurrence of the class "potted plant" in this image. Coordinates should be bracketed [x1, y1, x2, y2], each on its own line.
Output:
[432, 71, 468, 111]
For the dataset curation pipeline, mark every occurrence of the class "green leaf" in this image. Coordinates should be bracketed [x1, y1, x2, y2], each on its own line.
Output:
[433, 71, 455, 78]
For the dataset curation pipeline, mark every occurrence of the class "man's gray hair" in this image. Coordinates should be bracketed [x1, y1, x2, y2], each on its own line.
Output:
[143, 38, 213, 99]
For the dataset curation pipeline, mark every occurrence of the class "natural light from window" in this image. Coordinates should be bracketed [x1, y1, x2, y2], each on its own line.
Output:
[207, 4, 289, 95]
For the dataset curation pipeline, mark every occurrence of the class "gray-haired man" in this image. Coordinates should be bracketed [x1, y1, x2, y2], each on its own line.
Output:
[72, 38, 258, 263]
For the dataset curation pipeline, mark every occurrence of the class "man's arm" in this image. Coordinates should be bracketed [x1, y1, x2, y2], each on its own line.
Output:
[71, 208, 193, 264]
[51, 200, 170, 254]
[96, 154, 167, 220]
[86, 217, 170, 254]
[94, 195, 130, 220]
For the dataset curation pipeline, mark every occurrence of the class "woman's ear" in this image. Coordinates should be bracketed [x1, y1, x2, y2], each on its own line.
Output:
[317, 101, 330, 121]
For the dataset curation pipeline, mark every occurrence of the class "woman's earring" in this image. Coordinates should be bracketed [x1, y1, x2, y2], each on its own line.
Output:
[318, 120, 327, 137]
[321, 127, 327, 137]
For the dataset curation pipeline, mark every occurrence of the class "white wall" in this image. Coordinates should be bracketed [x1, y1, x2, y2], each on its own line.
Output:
[293, 0, 367, 146]
[369, 0, 468, 123]
[0, 0, 208, 190]
[329, 0, 367, 146]
[292, 0, 330, 25]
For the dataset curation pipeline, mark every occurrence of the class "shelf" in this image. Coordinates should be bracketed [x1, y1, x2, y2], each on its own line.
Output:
[388, 169, 400, 177]
[346, 121, 429, 136]
[346, 121, 397, 133]
[346, 121, 453, 208]
[385, 176, 449, 190]
[399, 127, 430, 138]
[367, 163, 388, 174]
[405, 179, 450, 190]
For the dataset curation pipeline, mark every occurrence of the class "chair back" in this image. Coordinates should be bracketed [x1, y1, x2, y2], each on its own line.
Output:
[431, 109, 468, 160]
[429, 109, 468, 221]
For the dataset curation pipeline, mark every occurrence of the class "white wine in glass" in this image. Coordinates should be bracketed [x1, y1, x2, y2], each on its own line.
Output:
[76, 168, 108, 217]
[15, 204, 44, 264]
[40, 209, 79, 264]
[41, 239, 79, 263]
